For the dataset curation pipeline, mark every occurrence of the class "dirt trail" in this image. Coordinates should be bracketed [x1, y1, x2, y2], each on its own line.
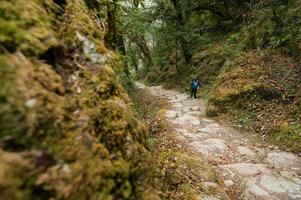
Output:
[136, 83, 301, 200]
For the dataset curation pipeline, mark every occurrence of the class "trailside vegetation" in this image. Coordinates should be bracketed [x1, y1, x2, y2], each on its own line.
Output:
[128, 0, 301, 153]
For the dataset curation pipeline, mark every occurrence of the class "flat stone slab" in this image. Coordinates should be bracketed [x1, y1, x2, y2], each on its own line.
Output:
[168, 99, 182, 103]
[237, 146, 256, 157]
[176, 129, 199, 140]
[200, 118, 216, 123]
[191, 143, 212, 155]
[194, 131, 210, 139]
[259, 175, 301, 199]
[199, 123, 223, 134]
[204, 139, 227, 151]
[173, 114, 200, 125]
[173, 102, 183, 108]
[175, 94, 187, 100]
[191, 139, 228, 155]
[219, 163, 271, 177]
[187, 111, 202, 116]
[244, 182, 272, 200]
[165, 110, 179, 118]
[183, 106, 200, 112]
[266, 151, 301, 169]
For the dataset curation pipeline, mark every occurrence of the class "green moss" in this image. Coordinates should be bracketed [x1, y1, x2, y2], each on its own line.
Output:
[0, 57, 155, 198]
[234, 111, 256, 129]
[0, 151, 31, 200]
[58, 0, 104, 50]
[0, 0, 57, 55]
[268, 124, 301, 153]
[0, 54, 64, 150]
[0, 0, 158, 199]
[178, 184, 200, 200]
[157, 150, 217, 191]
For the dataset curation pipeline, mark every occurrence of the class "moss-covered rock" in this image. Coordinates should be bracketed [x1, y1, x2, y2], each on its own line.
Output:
[0, 0, 58, 55]
[0, 54, 65, 150]
[0, 0, 158, 199]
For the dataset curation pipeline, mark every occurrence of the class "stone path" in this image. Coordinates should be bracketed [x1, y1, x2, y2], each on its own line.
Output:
[136, 83, 301, 200]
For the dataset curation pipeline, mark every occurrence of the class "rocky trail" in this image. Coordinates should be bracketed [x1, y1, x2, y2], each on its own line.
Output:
[136, 83, 301, 200]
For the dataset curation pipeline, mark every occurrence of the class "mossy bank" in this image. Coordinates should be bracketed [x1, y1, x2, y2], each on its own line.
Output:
[0, 0, 158, 199]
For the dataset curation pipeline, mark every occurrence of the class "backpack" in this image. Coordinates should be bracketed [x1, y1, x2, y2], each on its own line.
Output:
[192, 81, 198, 89]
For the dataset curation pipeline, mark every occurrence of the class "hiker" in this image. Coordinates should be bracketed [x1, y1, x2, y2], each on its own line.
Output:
[191, 79, 200, 99]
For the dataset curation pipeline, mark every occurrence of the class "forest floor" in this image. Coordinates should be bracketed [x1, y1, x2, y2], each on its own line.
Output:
[136, 82, 301, 200]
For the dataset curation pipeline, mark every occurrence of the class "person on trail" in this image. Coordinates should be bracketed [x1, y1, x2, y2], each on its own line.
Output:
[191, 79, 200, 99]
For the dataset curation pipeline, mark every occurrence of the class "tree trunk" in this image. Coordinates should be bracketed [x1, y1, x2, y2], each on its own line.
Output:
[116, 34, 131, 77]
[105, 1, 117, 50]
[105, 1, 130, 77]
[132, 36, 154, 68]
[170, 0, 192, 64]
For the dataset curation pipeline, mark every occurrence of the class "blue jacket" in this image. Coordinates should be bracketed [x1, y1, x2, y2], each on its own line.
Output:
[191, 80, 200, 90]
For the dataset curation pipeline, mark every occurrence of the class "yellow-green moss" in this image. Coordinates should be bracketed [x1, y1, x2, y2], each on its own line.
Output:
[0, 150, 31, 200]
[0, 54, 64, 149]
[157, 150, 217, 184]
[0, 0, 57, 55]
[0, 0, 157, 199]
[58, 0, 106, 52]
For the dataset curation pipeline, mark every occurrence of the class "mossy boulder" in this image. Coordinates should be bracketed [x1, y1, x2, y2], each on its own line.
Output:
[0, 0, 158, 199]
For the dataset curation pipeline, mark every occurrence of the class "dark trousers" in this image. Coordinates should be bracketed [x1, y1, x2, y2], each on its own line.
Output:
[191, 89, 197, 99]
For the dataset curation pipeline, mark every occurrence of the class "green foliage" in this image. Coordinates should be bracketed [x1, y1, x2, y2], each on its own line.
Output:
[268, 124, 301, 153]
[269, 34, 291, 48]
[236, 0, 301, 53]
[234, 112, 255, 129]
[141, 0, 301, 82]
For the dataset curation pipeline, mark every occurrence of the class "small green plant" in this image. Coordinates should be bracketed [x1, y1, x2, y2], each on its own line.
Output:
[235, 112, 254, 129]
[268, 124, 301, 152]
[269, 34, 291, 48]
